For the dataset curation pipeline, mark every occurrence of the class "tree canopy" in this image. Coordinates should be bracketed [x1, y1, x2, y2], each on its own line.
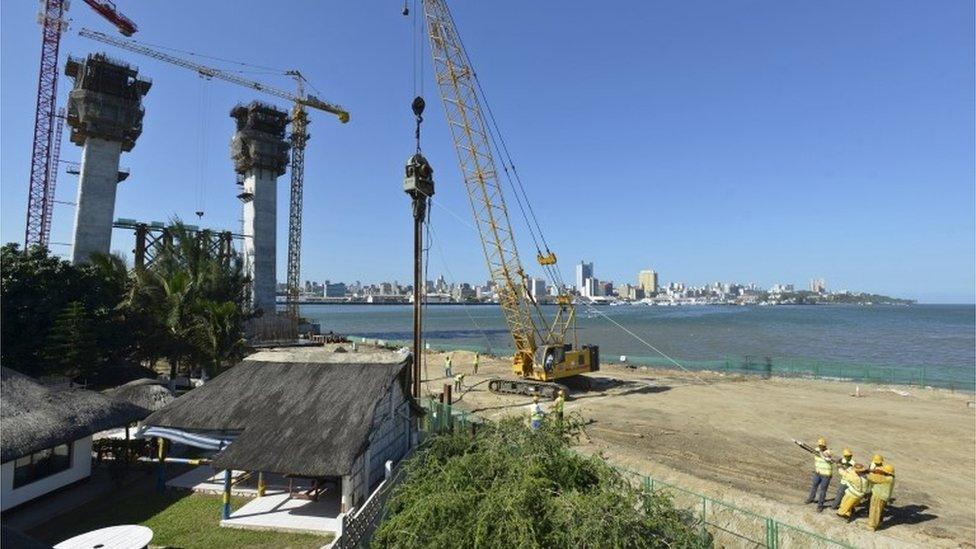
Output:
[374, 417, 708, 548]
[1, 223, 249, 384]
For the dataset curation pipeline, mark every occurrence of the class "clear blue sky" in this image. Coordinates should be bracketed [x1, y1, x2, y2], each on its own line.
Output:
[2, 1, 973, 302]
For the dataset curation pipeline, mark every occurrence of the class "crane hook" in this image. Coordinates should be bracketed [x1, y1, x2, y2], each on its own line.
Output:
[402, 0, 409, 16]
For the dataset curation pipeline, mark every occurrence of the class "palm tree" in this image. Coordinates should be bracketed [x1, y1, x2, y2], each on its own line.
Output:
[194, 299, 246, 376]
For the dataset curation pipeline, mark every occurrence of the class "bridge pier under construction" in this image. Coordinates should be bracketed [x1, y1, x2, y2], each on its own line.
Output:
[65, 53, 150, 264]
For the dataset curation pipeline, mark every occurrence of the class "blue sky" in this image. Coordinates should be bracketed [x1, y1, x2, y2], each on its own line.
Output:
[2, 1, 973, 302]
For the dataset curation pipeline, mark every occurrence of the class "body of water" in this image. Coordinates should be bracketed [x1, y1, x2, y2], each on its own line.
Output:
[299, 303, 975, 389]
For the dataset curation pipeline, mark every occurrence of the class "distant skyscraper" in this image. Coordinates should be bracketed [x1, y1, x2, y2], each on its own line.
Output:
[638, 269, 658, 296]
[529, 277, 547, 301]
[810, 278, 827, 293]
[576, 261, 593, 293]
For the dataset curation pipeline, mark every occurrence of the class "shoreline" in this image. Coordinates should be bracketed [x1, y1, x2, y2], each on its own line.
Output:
[415, 346, 976, 548]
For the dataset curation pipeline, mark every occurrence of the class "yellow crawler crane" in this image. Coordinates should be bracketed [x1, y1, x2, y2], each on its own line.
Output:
[422, 0, 598, 398]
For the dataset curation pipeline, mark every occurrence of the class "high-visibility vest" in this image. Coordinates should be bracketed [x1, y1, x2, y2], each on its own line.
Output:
[838, 458, 854, 485]
[814, 452, 833, 476]
[842, 469, 868, 498]
[868, 474, 895, 501]
[553, 396, 565, 414]
[445, 356, 452, 367]
[529, 403, 544, 422]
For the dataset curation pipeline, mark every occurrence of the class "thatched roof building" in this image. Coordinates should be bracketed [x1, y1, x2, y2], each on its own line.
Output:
[107, 378, 175, 413]
[143, 351, 413, 478]
[1, 367, 147, 463]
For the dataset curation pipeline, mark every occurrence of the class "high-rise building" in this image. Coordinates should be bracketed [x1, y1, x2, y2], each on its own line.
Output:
[576, 261, 593, 293]
[810, 278, 827, 293]
[638, 269, 658, 296]
[529, 277, 547, 301]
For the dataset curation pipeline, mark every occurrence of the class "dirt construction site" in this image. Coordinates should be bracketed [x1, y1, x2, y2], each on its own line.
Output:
[419, 349, 976, 549]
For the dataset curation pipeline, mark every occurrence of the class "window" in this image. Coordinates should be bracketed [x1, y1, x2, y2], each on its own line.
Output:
[12, 443, 73, 488]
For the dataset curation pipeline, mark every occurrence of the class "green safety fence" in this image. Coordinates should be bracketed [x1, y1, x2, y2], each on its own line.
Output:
[418, 400, 854, 549]
[618, 469, 854, 548]
[350, 334, 972, 392]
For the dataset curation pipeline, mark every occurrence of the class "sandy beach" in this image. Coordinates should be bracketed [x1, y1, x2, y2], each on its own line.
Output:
[420, 349, 976, 548]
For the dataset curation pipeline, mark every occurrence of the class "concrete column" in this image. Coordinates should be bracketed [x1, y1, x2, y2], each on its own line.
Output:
[230, 102, 289, 314]
[64, 53, 151, 264]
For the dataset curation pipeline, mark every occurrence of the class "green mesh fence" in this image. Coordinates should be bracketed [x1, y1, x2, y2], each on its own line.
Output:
[351, 333, 972, 392]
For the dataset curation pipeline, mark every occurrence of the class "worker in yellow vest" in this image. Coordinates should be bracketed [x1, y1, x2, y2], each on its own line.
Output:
[836, 463, 870, 520]
[832, 448, 856, 509]
[551, 389, 566, 425]
[528, 395, 545, 430]
[473, 352, 480, 374]
[444, 353, 453, 378]
[804, 437, 834, 512]
[867, 463, 895, 531]
[454, 372, 465, 393]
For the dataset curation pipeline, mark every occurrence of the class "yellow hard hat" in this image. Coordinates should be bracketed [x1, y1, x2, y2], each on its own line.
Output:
[558, 389, 565, 396]
[842, 448, 853, 458]
[882, 464, 894, 475]
[532, 395, 540, 402]
[816, 437, 827, 447]
[872, 454, 884, 464]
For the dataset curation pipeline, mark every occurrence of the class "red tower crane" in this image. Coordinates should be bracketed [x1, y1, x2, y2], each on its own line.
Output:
[24, 0, 137, 249]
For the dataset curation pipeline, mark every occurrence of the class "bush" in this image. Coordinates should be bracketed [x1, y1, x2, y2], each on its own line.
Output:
[373, 416, 709, 548]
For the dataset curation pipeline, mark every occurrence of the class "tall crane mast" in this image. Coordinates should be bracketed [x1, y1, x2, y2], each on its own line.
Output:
[79, 29, 349, 322]
[25, 0, 136, 249]
[421, 0, 598, 397]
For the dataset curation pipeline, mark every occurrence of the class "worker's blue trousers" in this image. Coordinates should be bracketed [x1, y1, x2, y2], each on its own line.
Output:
[832, 481, 847, 509]
[805, 473, 831, 509]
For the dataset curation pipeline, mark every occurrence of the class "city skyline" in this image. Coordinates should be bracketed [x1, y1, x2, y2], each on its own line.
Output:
[1, 2, 972, 303]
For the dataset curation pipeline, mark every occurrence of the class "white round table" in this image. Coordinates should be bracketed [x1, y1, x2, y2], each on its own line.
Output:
[54, 525, 153, 549]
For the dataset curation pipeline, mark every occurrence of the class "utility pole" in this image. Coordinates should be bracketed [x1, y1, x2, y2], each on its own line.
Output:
[403, 97, 434, 399]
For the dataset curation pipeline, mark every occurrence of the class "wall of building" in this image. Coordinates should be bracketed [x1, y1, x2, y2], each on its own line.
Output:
[0, 437, 92, 512]
[341, 378, 413, 512]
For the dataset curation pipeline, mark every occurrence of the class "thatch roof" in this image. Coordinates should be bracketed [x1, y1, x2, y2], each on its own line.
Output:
[107, 378, 175, 413]
[143, 353, 411, 477]
[1, 367, 148, 463]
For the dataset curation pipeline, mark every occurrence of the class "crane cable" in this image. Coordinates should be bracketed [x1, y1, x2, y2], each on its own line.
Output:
[440, 5, 568, 294]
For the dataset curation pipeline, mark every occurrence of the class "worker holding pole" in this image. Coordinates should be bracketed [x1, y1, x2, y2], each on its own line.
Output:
[800, 437, 834, 511]
[835, 463, 870, 520]
[867, 463, 895, 531]
[833, 448, 856, 509]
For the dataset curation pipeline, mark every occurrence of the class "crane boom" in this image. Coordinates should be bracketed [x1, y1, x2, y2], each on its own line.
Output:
[77, 29, 350, 123]
[422, 0, 598, 392]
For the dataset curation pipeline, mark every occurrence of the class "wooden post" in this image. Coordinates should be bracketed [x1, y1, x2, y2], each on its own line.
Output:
[155, 437, 167, 493]
[257, 471, 266, 497]
[222, 469, 232, 520]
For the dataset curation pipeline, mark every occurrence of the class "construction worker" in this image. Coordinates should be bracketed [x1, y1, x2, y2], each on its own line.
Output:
[552, 389, 566, 425]
[454, 372, 465, 393]
[528, 395, 545, 430]
[444, 353, 453, 378]
[804, 437, 833, 512]
[473, 352, 480, 374]
[835, 463, 870, 520]
[867, 463, 895, 531]
[832, 448, 856, 509]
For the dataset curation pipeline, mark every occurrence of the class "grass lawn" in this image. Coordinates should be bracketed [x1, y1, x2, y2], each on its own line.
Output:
[29, 490, 331, 549]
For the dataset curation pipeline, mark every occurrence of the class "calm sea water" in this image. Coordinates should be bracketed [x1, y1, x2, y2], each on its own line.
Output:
[299, 303, 975, 388]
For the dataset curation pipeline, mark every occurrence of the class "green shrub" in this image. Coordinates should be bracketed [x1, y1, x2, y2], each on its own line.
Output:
[374, 416, 709, 548]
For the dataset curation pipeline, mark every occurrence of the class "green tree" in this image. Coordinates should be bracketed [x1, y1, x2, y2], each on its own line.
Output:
[1, 244, 131, 378]
[45, 301, 99, 381]
[194, 299, 246, 376]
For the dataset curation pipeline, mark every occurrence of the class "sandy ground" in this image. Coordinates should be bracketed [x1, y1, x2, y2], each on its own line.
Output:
[420, 349, 976, 549]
